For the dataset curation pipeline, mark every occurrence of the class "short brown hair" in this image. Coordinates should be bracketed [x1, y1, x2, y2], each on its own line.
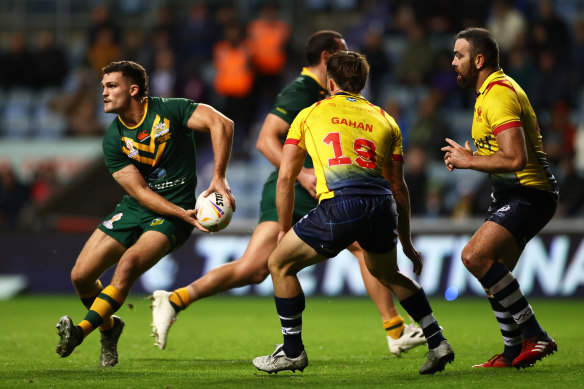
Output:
[326, 51, 369, 94]
[305, 30, 344, 66]
[102, 60, 149, 99]
[456, 28, 500, 70]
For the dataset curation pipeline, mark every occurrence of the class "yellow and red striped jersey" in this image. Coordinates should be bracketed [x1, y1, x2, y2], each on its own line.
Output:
[473, 70, 557, 193]
[286, 92, 404, 201]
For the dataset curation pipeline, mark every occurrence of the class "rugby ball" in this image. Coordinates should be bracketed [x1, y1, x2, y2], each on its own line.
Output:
[195, 191, 233, 232]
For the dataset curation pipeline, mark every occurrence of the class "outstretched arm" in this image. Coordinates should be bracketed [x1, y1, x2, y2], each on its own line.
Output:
[187, 104, 236, 211]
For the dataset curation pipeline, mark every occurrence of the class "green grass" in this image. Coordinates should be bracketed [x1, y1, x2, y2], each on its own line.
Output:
[0, 295, 582, 388]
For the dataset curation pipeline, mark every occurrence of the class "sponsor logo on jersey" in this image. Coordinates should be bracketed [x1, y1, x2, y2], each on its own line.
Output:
[149, 168, 167, 180]
[346, 97, 356, 102]
[124, 139, 139, 159]
[154, 121, 171, 143]
[103, 213, 123, 229]
[148, 176, 186, 190]
[137, 130, 150, 141]
[150, 218, 164, 226]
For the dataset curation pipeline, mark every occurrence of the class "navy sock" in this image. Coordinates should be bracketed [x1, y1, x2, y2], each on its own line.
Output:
[274, 293, 305, 358]
[399, 288, 445, 349]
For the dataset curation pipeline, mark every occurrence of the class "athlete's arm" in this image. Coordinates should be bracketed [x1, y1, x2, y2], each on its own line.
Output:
[187, 103, 236, 210]
[383, 159, 422, 275]
[276, 143, 306, 242]
[441, 127, 527, 173]
[112, 165, 206, 230]
[256, 113, 317, 198]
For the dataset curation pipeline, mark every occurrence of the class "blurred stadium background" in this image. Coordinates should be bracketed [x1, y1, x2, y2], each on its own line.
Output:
[0, 0, 583, 300]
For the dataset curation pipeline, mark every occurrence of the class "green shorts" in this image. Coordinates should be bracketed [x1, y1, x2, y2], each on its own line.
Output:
[259, 171, 318, 224]
[97, 196, 194, 252]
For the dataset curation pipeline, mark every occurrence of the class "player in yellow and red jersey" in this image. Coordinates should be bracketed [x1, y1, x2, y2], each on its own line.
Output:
[445, 27, 558, 369]
[253, 51, 454, 375]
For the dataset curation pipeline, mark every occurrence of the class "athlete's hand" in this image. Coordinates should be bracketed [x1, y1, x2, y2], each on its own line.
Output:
[297, 168, 317, 198]
[441, 138, 473, 171]
[182, 209, 210, 233]
[403, 244, 423, 276]
[201, 177, 236, 211]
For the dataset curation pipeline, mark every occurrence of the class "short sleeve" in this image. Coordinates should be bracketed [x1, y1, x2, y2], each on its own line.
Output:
[102, 123, 131, 174]
[284, 108, 307, 150]
[485, 86, 522, 135]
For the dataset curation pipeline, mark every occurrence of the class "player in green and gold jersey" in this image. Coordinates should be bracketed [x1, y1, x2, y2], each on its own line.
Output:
[55, 60, 235, 367]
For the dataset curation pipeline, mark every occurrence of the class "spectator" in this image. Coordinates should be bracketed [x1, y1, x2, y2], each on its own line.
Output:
[396, 23, 435, 86]
[404, 146, 428, 216]
[31, 30, 68, 89]
[150, 48, 178, 98]
[556, 156, 584, 217]
[247, 3, 291, 104]
[212, 21, 254, 157]
[360, 26, 391, 103]
[487, 0, 527, 56]
[408, 93, 452, 162]
[0, 163, 30, 229]
[1, 31, 33, 89]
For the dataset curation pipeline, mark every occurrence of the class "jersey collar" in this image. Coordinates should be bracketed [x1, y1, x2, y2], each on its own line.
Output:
[301, 67, 327, 90]
[478, 69, 506, 96]
[118, 98, 149, 129]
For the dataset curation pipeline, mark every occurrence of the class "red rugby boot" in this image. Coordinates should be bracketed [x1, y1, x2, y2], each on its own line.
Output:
[472, 353, 513, 368]
[512, 334, 557, 368]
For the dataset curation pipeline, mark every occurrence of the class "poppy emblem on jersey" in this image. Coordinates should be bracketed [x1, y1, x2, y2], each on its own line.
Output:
[137, 130, 150, 141]
[150, 218, 164, 226]
[125, 139, 139, 159]
[103, 213, 123, 229]
[476, 106, 483, 122]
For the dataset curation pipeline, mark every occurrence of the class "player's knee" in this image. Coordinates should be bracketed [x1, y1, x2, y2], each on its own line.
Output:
[461, 247, 483, 275]
[237, 261, 270, 284]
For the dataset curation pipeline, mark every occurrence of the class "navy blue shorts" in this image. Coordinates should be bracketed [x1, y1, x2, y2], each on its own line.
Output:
[485, 187, 558, 250]
[293, 194, 398, 258]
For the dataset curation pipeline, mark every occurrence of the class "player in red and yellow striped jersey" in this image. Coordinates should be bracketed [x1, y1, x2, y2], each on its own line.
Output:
[445, 27, 558, 369]
[253, 51, 454, 375]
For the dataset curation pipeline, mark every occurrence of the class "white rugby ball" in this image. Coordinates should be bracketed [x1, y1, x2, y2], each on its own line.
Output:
[195, 191, 233, 232]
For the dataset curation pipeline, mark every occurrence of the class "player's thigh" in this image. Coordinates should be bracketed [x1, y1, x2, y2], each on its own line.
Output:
[268, 228, 326, 276]
[363, 247, 399, 277]
[72, 229, 126, 283]
[237, 221, 279, 271]
[111, 230, 170, 293]
[464, 221, 521, 270]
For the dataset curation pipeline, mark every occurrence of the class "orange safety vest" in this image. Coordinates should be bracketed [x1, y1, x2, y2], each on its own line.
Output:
[213, 40, 254, 98]
[247, 19, 290, 75]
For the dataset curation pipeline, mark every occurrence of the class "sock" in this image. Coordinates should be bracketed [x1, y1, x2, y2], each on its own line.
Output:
[77, 280, 114, 331]
[487, 295, 522, 359]
[399, 288, 445, 349]
[274, 293, 305, 358]
[169, 287, 190, 313]
[480, 261, 544, 340]
[78, 285, 125, 338]
[383, 315, 405, 340]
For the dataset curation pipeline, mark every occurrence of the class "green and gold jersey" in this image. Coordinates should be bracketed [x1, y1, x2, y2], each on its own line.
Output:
[102, 96, 199, 207]
[286, 92, 402, 202]
[473, 70, 558, 193]
[269, 67, 329, 169]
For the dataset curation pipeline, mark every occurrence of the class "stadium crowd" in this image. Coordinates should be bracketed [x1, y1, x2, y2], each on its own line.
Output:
[1, 0, 584, 231]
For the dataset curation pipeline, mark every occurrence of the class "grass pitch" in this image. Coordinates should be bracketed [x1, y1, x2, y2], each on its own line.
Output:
[0, 295, 582, 388]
